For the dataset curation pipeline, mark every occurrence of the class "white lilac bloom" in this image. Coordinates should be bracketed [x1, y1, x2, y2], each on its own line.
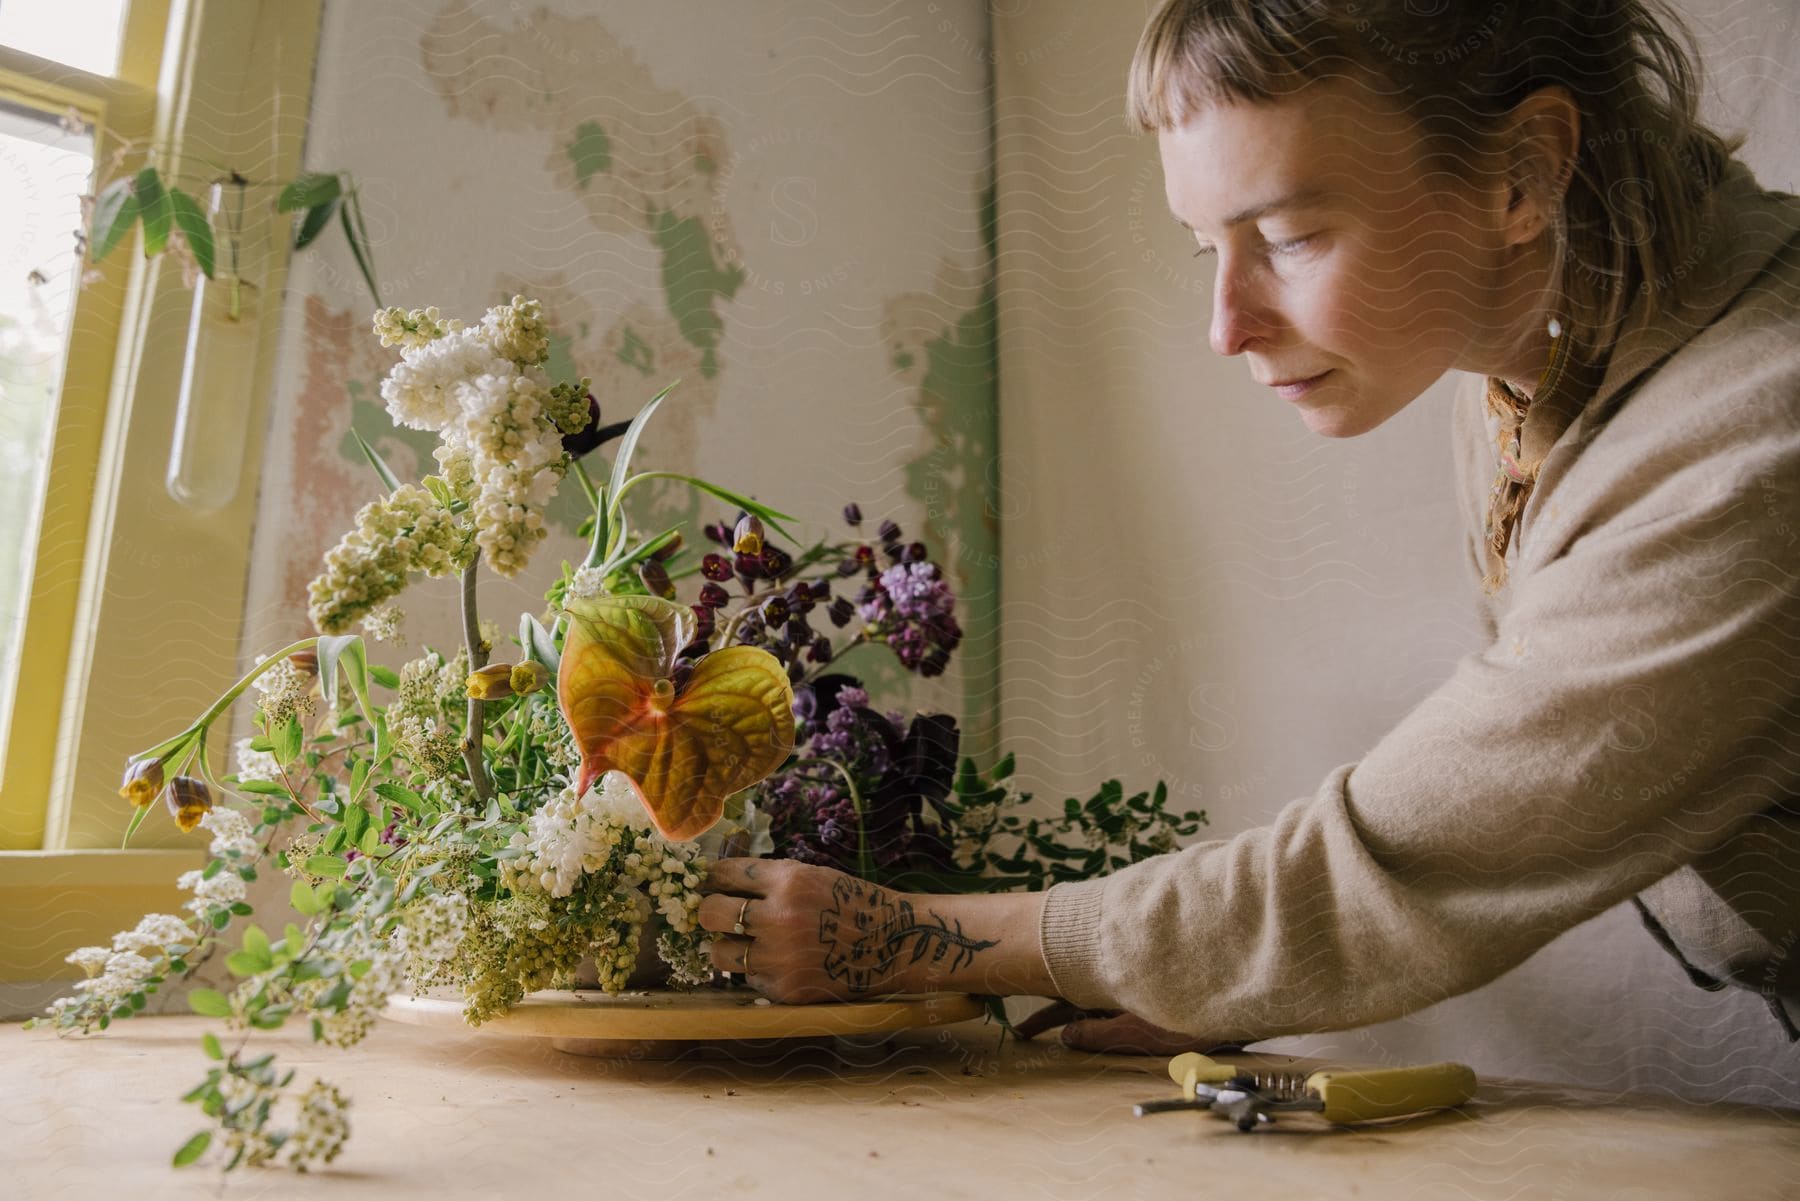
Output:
[199, 807, 259, 859]
[307, 485, 476, 634]
[509, 782, 626, 898]
[177, 867, 247, 916]
[567, 564, 607, 599]
[378, 324, 508, 432]
[111, 912, 192, 956]
[65, 945, 111, 976]
[71, 950, 156, 1008]
[360, 602, 405, 644]
[286, 1080, 351, 1169]
[251, 656, 317, 728]
[393, 891, 470, 990]
[371, 296, 580, 581]
[234, 737, 282, 785]
[311, 952, 401, 1049]
[587, 770, 655, 831]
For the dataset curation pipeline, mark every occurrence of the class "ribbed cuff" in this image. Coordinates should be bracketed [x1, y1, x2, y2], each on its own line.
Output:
[1037, 875, 1112, 1007]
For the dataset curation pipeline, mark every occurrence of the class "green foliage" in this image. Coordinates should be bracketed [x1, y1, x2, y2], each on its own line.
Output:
[934, 756, 1207, 893]
[188, 989, 231, 1018]
[166, 188, 215, 277]
[134, 166, 170, 255]
[172, 1130, 211, 1167]
[82, 164, 375, 300]
[90, 177, 137, 260]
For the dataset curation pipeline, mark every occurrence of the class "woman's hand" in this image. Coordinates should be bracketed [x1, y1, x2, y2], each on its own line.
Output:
[696, 857, 920, 1003]
[696, 857, 1058, 1003]
[1013, 998, 1241, 1055]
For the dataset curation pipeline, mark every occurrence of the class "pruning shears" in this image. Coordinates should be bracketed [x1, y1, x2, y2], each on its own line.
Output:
[1134, 1051, 1478, 1131]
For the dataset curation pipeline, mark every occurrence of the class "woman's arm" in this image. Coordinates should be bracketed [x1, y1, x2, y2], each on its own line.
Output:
[696, 859, 1059, 1001]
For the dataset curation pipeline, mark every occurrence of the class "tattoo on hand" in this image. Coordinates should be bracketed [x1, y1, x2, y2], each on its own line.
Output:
[818, 877, 999, 994]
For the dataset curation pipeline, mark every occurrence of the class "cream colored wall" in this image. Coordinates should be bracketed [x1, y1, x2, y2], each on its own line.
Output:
[245, 0, 1001, 737]
[991, 0, 1799, 1103]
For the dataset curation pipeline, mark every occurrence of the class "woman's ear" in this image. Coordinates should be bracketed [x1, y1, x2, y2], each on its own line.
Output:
[1500, 85, 1581, 247]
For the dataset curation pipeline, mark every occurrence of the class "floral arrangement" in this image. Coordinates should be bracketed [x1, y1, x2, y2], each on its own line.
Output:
[27, 296, 1206, 1173]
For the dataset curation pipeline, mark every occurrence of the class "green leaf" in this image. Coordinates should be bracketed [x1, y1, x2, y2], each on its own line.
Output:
[233, 779, 288, 797]
[290, 878, 321, 915]
[294, 196, 339, 249]
[276, 172, 341, 213]
[606, 523, 684, 578]
[604, 383, 676, 531]
[349, 428, 402, 493]
[342, 802, 370, 846]
[119, 798, 151, 849]
[373, 780, 428, 817]
[90, 177, 138, 261]
[134, 166, 170, 256]
[340, 193, 382, 307]
[357, 825, 382, 856]
[201, 1032, 223, 1060]
[225, 951, 265, 977]
[349, 756, 370, 800]
[612, 383, 680, 511]
[172, 1130, 211, 1168]
[188, 988, 231, 1017]
[167, 188, 214, 277]
[369, 663, 400, 689]
[654, 474, 799, 542]
[241, 924, 271, 963]
[518, 612, 561, 677]
[318, 631, 388, 762]
[273, 713, 303, 767]
[304, 853, 348, 879]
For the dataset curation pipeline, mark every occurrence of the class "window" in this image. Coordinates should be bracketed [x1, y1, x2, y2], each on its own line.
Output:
[0, 0, 131, 76]
[0, 0, 165, 850]
[0, 0, 325, 995]
[0, 100, 92, 768]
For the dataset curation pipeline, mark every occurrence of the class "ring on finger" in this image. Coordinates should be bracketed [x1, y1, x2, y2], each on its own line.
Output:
[732, 897, 751, 936]
[740, 941, 753, 976]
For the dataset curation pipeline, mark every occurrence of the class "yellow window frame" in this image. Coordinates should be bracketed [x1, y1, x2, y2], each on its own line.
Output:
[0, 0, 323, 986]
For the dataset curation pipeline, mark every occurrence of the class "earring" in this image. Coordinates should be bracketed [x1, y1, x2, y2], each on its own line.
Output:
[1547, 315, 1564, 339]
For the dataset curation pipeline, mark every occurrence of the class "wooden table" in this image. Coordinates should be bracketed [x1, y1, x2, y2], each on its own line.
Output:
[7, 1014, 1796, 1199]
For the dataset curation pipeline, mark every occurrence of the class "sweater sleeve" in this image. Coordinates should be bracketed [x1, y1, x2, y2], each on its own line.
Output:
[1037, 449, 1800, 1042]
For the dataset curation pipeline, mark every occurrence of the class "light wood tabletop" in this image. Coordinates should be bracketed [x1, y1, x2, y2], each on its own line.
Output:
[8, 1012, 1797, 1199]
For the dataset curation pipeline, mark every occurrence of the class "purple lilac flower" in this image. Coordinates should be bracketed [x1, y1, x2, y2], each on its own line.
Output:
[836, 685, 869, 709]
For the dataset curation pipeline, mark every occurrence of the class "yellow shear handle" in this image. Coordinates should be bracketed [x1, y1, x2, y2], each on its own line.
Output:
[1166, 1052, 1238, 1091]
[1307, 1062, 1477, 1123]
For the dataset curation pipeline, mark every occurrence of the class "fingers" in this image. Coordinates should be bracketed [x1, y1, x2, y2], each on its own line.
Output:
[1014, 999, 1122, 1041]
[1013, 1000, 1080, 1040]
[698, 857, 776, 897]
[706, 934, 752, 975]
[1057, 1012, 1220, 1056]
[695, 892, 760, 936]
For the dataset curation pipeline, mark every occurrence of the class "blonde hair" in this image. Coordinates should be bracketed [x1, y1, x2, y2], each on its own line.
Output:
[1127, 0, 1745, 361]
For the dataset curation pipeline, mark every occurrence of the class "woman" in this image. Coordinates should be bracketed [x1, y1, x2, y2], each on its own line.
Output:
[697, 0, 1800, 1053]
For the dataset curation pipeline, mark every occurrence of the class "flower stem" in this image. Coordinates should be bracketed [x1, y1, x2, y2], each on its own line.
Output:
[460, 554, 494, 804]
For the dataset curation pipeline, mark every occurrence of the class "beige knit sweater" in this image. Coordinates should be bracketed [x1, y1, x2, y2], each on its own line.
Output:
[1038, 158, 1800, 1044]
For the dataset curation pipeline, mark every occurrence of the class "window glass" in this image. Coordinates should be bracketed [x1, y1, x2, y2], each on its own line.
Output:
[0, 0, 130, 77]
[0, 98, 92, 766]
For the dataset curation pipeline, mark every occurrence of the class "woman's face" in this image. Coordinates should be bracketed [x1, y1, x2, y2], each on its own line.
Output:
[1160, 75, 1517, 437]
